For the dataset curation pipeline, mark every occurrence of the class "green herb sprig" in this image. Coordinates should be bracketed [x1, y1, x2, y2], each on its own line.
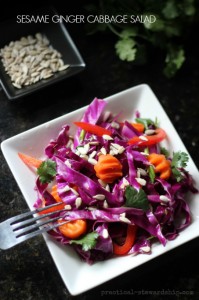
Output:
[85, 0, 198, 77]
[125, 185, 149, 211]
[37, 159, 56, 184]
[70, 232, 99, 251]
[171, 151, 189, 182]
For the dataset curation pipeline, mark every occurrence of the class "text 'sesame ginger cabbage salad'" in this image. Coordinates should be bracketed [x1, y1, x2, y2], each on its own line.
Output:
[19, 98, 198, 264]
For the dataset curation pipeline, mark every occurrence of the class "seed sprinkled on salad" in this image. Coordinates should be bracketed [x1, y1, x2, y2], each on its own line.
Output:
[18, 97, 198, 264]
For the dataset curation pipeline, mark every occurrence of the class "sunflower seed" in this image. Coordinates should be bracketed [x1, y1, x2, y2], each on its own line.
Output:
[93, 194, 105, 200]
[100, 147, 107, 155]
[137, 168, 147, 177]
[159, 195, 170, 202]
[75, 197, 82, 208]
[105, 184, 110, 192]
[98, 179, 106, 187]
[70, 187, 79, 196]
[135, 177, 146, 186]
[120, 178, 129, 189]
[64, 205, 72, 210]
[0, 33, 70, 89]
[139, 135, 148, 141]
[145, 129, 156, 135]
[42, 72, 53, 79]
[89, 150, 97, 158]
[80, 154, 89, 160]
[110, 143, 125, 155]
[88, 157, 98, 165]
[59, 185, 71, 193]
[58, 58, 64, 66]
[31, 72, 40, 77]
[77, 143, 90, 155]
[140, 246, 151, 253]
[102, 228, 109, 239]
[103, 200, 109, 208]
[87, 206, 97, 211]
[102, 135, 113, 140]
[140, 151, 149, 156]
[119, 213, 131, 224]
[12, 82, 21, 89]
[89, 141, 99, 145]
[58, 64, 69, 71]
[109, 150, 116, 156]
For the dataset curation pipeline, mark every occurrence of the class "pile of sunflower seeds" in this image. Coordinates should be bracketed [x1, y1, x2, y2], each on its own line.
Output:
[0, 33, 69, 89]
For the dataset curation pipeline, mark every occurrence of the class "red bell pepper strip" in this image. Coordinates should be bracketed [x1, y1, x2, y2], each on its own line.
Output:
[113, 225, 137, 255]
[128, 128, 166, 146]
[74, 122, 112, 137]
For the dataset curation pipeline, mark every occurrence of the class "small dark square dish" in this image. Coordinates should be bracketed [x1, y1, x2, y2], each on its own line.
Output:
[0, 6, 85, 100]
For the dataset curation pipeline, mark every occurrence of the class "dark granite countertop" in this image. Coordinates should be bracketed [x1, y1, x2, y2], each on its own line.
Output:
[0, 3, 199, 300]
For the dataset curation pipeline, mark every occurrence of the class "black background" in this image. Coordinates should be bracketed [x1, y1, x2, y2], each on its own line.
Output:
[0, 2, 199, 299]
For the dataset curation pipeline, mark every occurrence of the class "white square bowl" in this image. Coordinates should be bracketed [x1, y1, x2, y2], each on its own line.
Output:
[1, 84, 199, 295]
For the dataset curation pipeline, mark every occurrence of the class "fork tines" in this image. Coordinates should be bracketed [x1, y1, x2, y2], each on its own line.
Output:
[0, 202, 68, 249]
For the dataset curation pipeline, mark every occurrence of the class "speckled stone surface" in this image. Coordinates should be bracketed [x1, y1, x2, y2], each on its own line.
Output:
[0, 3, 199, 300]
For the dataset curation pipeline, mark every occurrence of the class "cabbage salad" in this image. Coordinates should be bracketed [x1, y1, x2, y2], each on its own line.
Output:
[30, 98, 198, 264]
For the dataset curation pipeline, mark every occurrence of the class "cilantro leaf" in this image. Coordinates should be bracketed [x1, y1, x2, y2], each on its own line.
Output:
[115, 37, 137, 62]
[164, 46, 185, 78]
[125, 185, 149, 211]
[162, 1, 179, 19]
[172, 151, 189, 168]
[183, 0, 196, 16]
[37, 159, 56, 184]
[171, 151, 189, 182]
[120, 28, 138, 39]
[70, 232, 99, 251]
[144, 15, 165, 31]
[160, 147, 170, 158]
[85, 0, 198, 78]
[172, 168, 183, 182]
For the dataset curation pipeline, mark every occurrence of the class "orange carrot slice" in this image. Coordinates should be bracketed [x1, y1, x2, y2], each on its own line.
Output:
[131, 123, 145, 133]
[18, 152, 42, 168]
[94, 154, 123, 183]
[51, 185, 63, 203]
[58, 219, 87, 239]
[148, 153, 171, 180]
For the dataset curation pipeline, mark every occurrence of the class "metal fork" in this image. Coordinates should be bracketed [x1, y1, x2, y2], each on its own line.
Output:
[0, 203, 68, 250]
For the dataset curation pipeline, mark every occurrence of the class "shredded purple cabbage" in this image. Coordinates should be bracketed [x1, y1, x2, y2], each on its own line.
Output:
[33, 97, 198, 264]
